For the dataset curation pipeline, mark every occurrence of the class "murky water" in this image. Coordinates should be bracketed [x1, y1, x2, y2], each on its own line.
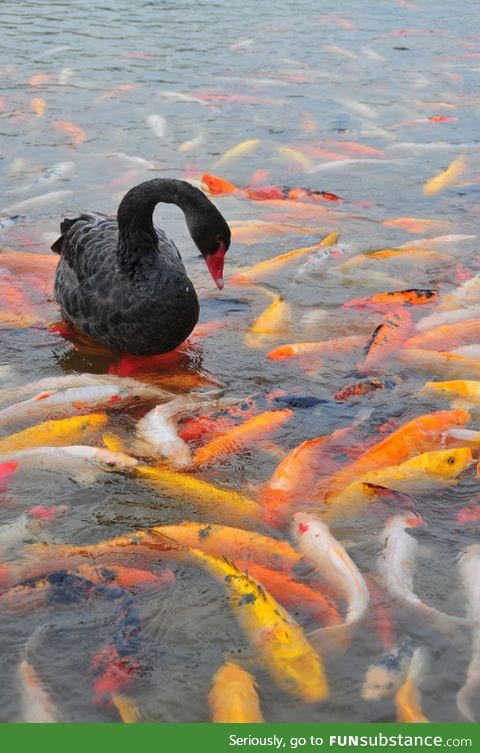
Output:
[1, 0, 480, 723]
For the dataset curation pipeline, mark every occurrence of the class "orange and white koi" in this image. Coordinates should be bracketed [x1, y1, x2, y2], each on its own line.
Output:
[357, 310, 413, 373]
[267, 335, 366, 361]
[293, 513, 369, 649]
[192, 409, 293, 467]
[423, 155, 465, 196]
[209, 663, 263, 722]
[134, 398, 194, 467]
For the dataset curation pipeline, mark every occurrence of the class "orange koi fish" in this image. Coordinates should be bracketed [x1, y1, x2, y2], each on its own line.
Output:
[192, 409, 293, 467]
[201, 173, 240, 196]
[381, 217, 455, 234]
[397, 349, 480, 380]
[53, 119, 87, 147]
[343, 289, 437, 310]
[267, 335, 367, 361]
[92, 83, 135, 104]
[29, 73, 51, 87]
[322, 408, 470, 502]
[357, 310, 413, 373]
[324, 140, 385, 158]
[237, 561, 340, 627]
[209, 662, 264, 723]
[404, 319, 480, 352]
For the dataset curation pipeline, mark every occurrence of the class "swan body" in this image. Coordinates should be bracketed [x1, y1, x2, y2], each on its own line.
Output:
[52, 179, 230, 355]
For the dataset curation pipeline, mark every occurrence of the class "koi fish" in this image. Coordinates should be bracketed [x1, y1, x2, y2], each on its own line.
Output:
[267, 335, 367, 361]
[111, 694, 141, 723]
[0, 445, 138, 484]
[201, 173, 239, 196]
[0, 373, 168, 405]
[323, 409, 470, 502]
[92, 83, 135, 104]
[324, 140, 385, 158]
[415, 307, 479, 333]
[53, 119, 87, 147]
[424, 380, 480, 406]
[395, 648, 430, 723]
[30, 97, 46, 117]
[192, 409, 292, 467]
[276, 145, 313, 171]
[29, 73, 51, 87]
[423, 155, 465, 196]
[184, 546, 329, 702]
[357, 309, 413, 373]
[362, 640, 415, 701]
[293, 245, 347, 282]
[404, 319, 480, 352]
[230, 234, 338, 284]
[146, 114, 166, 139]
[19, 628, 60, 722]
[0, 382, 163, 429]
[0, 413, 108, 454]
[135, 466, 261, 526]
[16, 161, 75, 195]
[2, 190, 73, 215]
[0, 215, 27, 230]
[343, 290, 437, 310]
[134, 398, 193, 467]
[397, 349, 480, 380]
[457, 545, 480, 722]
[0, 460, 19, 492]
[382, 217, 455, 234]
[238, 561, 340, 627]
[378, 515, 470, 633]
[212, 139, 261, 169]
[209, 662, 264, 723]
[334, 377, 399, 402]
[245, 292, 291, 349]
[0, 505, 66, 558]
[293, 514, 369, 651]
[325, 448, 473, 520]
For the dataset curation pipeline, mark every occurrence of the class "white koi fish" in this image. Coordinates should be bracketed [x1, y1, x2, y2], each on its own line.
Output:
[135, 397, 193, 467]
[378, 515, 470, 634]
[457, 545, 480, 722]
[19, 627, 60, 723]
[0, 505, 66, 557]
[292, 513, 369, 650]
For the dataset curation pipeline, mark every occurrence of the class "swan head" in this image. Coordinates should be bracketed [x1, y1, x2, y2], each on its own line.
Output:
[187, 210, 231, 290]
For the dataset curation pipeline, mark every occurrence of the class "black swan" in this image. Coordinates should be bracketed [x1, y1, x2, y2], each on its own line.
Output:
[51, 178, 231, 355]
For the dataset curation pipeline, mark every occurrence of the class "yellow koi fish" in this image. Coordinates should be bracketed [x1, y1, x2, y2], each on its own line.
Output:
[186, 547, 329, 703]
[0, 413, 108, 454]
[245, 292, 291, 349]
[230, 233, 338, 285]
[423, 155, 465, 196]
[209, 662, 264, 722]
[213, 139, 261, 169]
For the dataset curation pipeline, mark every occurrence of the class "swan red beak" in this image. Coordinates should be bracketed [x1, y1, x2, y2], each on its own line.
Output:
[205, 244, 226, 290]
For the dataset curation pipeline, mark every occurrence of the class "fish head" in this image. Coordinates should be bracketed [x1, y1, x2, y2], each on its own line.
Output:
[425, 447, 474, 480]
[92, 450, 139, 473]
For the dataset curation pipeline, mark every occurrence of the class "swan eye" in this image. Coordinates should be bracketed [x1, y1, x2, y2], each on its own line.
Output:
[215, 234, 223, 244]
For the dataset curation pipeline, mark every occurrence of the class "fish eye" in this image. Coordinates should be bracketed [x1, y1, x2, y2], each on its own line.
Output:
[447, 456, 456, 465]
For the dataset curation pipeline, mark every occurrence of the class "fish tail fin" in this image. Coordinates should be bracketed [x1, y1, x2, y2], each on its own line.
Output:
[111, 693, 142, 723]
[408, 647, 430, 684]
[457, 683, 478, 723]
[307, 622, 354, 655]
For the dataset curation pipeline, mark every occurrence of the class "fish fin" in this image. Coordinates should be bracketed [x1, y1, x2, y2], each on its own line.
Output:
[102, 432, 127, 453]
[148, 530, 186, 551]
[111, 693, 142, 723]
[257, 441, 287, 460]
[457, 684, 478, 723]
[307, 623, 353, 656]
[408, 647, 430, 683]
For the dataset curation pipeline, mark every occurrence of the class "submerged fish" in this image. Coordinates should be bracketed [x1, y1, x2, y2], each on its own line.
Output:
[423, 155, 465, 196]
[18, 628, 60, 723]
[53, 119, 86, 147]
[134, 398, 193, 467]
[457, 545, 480, 722]
[395, 648, 430, 723]
[267, 335, 366, 361]
[213, 139, 261, 169]
[378, 515, 470, 633]
[344, 290, 437, 310]
[357, 309, 413, 373]
[2, 190, 73, 215]
[209, 662, 264, 723]
[0, 505, 65, 558]
[362, 640, 415, 701]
